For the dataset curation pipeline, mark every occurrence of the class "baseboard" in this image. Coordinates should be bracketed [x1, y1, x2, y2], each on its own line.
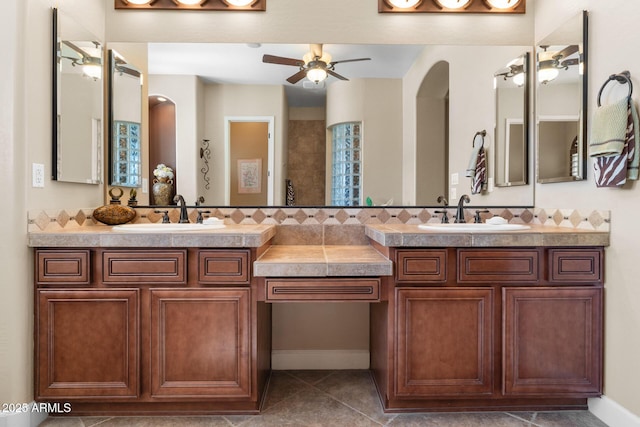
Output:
[271, 350, 370, 370]
[0, 402, 49, 427]
[589, 396, 640, 427]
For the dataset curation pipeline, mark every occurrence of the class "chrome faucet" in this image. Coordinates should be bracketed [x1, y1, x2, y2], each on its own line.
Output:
[173, 194, 190, 223]
[454, 194, 470, 223]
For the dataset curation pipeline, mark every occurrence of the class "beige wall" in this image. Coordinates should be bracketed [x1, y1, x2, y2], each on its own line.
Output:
[4, 0, 640, 421]
[534, 0, 640, 418]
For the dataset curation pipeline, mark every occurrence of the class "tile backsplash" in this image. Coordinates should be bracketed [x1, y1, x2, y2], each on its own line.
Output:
[28, 206, 610, 233]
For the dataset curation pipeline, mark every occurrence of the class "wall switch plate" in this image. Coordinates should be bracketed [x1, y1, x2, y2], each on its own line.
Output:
[488, 177, 495, 192]
[451, 172, 459, 185]
[32, 163, 45, 188]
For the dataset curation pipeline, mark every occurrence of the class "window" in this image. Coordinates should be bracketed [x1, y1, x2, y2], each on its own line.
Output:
[331, 122, 362, 206]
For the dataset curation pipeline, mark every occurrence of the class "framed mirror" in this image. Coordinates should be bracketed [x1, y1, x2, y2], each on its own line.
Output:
[536, 11, 588, 183]
[52, 7, 103, 184]
[494, 52, 529, 187]
[108, 50, 143, 188]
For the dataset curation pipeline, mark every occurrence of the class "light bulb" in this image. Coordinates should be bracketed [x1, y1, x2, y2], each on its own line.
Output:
[485, 0, 520, 9]
[175, 0, 204, 4]
[386, 0, 421, 8]
[435, 0, 471, 9]
[125, 0, 152, 4]
[222, 0, 257, 6]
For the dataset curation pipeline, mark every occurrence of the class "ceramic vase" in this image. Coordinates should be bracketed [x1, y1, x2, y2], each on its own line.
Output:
[152, 177, 174, 205]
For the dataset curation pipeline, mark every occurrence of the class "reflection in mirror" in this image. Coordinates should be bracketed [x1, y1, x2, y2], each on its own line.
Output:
[52, 7, 103, 184]
[494, 52, 529, 187]
[536, 11, 588, 183]
[108, 50, 143, 188]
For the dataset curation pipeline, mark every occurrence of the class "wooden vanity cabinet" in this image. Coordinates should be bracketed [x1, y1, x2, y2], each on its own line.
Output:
[372, 247, 603, 412]
[34, 247, 269, 415]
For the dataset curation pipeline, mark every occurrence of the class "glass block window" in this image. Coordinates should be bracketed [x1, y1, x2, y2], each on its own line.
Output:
[111, 120, 141, 187]
[331, 122, 362, 206]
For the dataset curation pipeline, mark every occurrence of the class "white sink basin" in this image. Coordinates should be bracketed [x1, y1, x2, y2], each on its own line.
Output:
[418, 223, 530, 232]
[112, 223, 225, 232]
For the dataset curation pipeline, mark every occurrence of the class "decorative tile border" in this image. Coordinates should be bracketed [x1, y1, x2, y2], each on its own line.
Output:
[27, 206, 610, 232]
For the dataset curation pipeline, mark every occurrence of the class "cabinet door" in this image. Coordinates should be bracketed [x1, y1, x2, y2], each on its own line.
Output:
[503, 287, 602, 396]
[36, 289, 139, 399]
[150, 289, 251, 399]
[395, 288, 493, 397]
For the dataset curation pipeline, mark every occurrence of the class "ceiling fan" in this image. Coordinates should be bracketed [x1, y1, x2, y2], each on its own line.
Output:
[262, 44, 371, 84]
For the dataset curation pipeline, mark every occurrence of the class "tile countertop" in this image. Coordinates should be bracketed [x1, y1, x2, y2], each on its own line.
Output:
[27, 224, 277, 248]
[253, 245, 393, 277]
[365, 224, 610, 247]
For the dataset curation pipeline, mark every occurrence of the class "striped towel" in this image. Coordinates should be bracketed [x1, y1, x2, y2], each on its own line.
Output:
[594, 99, 640, 187]
[471, 146, 487, 195]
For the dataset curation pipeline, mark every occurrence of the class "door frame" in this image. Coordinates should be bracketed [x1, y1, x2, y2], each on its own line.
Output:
[224, 116, 275, 205]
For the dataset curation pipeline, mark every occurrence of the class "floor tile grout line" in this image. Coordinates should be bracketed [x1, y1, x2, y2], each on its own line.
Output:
[300, 371, 397, 427]
[505, 412, 542, 427]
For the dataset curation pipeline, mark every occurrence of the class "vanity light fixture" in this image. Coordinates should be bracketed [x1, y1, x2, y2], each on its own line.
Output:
[115, 0, 264, 11]
[379, 0, 524, 13]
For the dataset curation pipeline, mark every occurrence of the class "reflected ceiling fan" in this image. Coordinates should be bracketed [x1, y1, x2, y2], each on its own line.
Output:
[262, 44, 371, 84]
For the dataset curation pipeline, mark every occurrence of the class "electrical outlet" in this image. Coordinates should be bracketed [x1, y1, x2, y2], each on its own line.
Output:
[450, 187, 457, 201]
[142, 178, 149, 193]
[32, 163, 45, 188]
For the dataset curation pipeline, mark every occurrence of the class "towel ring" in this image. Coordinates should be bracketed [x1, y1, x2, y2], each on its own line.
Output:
[597, 71, 633, 107]
[473, 130, 487, 147]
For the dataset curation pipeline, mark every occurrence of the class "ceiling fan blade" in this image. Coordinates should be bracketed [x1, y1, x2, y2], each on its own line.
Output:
[286, 70, 308, 84]
[262, 54, 304, 67]
[329, 57, 371, 66]
[560, 58, 580, 68]
[553, 45, 579, 60]
[327, 69, 348, 81]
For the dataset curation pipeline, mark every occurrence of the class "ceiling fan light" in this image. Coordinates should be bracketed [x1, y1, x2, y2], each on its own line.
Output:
[538, 67, 559, 84]
[307, 68, 327, 83]
[82, 63, 102, 80]
[386, 0, 421, 8]
[512, 72, 525, 87]
[485, 0, 520, 9]
[434, 0, 471, 9]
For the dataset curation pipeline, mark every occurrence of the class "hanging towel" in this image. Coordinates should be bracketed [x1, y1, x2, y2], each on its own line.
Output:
[589, 97, 630, 157]
[594, 99, 640, 187]
[465, 134, 484, 178]
[471, 146, 487, 195]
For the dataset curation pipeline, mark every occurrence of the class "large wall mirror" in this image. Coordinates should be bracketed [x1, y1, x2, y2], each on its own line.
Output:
[52, 8, 103, 184]
[106, 42, 535, 207]
[108, 50, 143, 188]
[536, 11, 588, 183]
[494, 52, 530, 187]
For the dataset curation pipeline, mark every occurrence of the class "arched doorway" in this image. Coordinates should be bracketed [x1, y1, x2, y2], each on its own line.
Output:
[416, 61, 449, 205]
[148, 95, 177, 205]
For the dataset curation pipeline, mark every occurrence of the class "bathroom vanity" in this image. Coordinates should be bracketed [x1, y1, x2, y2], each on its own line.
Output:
[29, 221, 608, 415]
[365, 223, 606, 412]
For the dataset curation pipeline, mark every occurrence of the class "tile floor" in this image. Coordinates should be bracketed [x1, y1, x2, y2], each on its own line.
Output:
[40, 370, 609, 427]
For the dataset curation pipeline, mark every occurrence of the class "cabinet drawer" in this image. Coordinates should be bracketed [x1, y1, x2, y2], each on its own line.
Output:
[198, 250, 250, 284]
[549, 249, 603, 284]
[36, 250, 90, 285]
[102, 250, 187, 284]
[396, 250, 447, 283]
[458, 249, 539, 283]
[265, 278, 380, 302]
